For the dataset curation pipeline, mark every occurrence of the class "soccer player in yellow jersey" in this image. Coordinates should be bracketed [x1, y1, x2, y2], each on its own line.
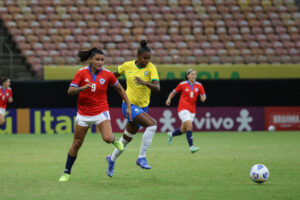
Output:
[106, 40, 160, 177]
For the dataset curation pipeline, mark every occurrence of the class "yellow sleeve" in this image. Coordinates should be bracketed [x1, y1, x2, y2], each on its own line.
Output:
[117, 63, 126, 75]
[150, 64, 159, 82]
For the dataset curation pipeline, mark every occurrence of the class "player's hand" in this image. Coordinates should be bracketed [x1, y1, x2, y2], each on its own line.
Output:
[134, 77, 145, 85]
[82, 82, 92, 90]
[200, 95, 206, 102]
[126, 106, 132, 122]
[166, 99, 171, 106]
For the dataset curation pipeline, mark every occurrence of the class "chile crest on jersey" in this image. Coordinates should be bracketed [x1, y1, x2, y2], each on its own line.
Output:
[99, 78, 106, 85]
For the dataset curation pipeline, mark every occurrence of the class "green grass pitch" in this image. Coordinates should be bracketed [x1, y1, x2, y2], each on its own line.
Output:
[0, 132, 300, 200]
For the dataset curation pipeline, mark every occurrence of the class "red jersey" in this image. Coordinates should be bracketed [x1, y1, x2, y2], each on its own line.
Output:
[174, 81, 206, 113]
[70, 66, 119, 116]
[0, 86, 12, 109]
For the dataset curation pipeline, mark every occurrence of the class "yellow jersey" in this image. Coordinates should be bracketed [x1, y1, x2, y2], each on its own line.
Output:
[118, 60, 159, 108]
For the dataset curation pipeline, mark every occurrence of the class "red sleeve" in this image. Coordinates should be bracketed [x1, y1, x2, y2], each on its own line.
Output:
[70, 70, 83, 87]
[174, 83, 182, 93]
[199, 84, 206, 95]
[108, 72, 119, 87]
[9, 90, 12, 98]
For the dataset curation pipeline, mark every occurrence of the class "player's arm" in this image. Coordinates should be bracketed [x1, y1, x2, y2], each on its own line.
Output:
[134, 77, 160, 92]
[68, 83, 91, 95]
[166, 90, 177, 106]
[135, 65, 160, 92]
[200, 94, 206, 102]
[199, 84, 206, 102]
[68, 70, 91, 95]
[113, 72, 122, 78]
[114, 63, 125, 78]
[8, 91, 13, 103]
[113, 83, 132, 121]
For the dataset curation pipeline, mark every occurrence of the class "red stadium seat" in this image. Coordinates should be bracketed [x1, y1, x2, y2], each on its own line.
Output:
[2, 0, 300, 66]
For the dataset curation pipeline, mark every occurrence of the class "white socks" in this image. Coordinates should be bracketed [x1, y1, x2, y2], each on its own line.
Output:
[138, 125, 157, 158]
[111, 125, 157, 161]
[111, 136, 129, 161]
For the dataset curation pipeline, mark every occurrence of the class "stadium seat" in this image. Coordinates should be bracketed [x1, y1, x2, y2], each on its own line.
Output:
[0, 0, 300, 67]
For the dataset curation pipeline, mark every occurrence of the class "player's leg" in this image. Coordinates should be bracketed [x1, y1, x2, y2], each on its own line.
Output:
[59, 124, 89, 182]
[167, 122, 187, 144]
[184, 119, 198, 153]
[107, 122, 138, 177]
[92, 111, 124, 178]
[106, 103, 140, 177]
[96, 119, 124, 151]
[109, 103, 148, 161]
[111, 122, 138, 161]
[167, 110, 190, 144]
[0, 114, 5, 127]
[134, 112, 157, 169]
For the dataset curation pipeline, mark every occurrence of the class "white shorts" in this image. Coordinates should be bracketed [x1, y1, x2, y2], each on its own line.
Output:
[76, 111, 111, 127]
[0, 108, 5, 116]
[178, 110, 196, 123]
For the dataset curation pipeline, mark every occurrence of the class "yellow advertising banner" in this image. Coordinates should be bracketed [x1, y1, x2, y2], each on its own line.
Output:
[44, 64, 300, 80]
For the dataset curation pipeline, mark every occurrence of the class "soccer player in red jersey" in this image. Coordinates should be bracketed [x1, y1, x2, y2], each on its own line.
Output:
[166, 69, 206, 153]
[0, 78, 13, 127]
[59, 48, 132, 182]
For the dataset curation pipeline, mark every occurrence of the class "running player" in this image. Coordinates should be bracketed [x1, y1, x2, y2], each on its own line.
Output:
[59, 47, 132, 182]
[0, 78, 13, 127]
[106, 40, 160, 177]
[165, 69, 206, 153]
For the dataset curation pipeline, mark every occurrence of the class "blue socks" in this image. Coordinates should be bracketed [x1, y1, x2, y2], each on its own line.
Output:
[64, 154, 77, 174]
[172, 128, 194, 147]
[172, 128, 182, 136]
[186, 131, 193, 147]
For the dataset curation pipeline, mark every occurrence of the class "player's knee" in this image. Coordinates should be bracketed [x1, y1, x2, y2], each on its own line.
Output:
[146, 125, 157, 133]
[147, 118, 157, 127]
[180, 127, 186, 133]
[186, 126, 193, 131]
[186, 122, 193, 131]
[103, 135, 113, 144]
[0, 119, 5, 125]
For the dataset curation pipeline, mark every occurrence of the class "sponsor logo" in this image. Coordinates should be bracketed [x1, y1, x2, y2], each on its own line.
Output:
[273, 115, 300, 123]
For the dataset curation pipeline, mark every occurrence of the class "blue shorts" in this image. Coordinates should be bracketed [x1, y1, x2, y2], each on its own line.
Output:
[122, 102, 149, 127]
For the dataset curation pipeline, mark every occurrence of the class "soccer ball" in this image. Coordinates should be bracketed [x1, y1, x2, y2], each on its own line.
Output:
[268, 125, 276, 132]
[249, 164, 269, 183]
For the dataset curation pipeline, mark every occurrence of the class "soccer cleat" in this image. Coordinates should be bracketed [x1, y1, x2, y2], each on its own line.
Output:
[167, 132, 173, 144]
[59, 173, 70, 182]
[190, 146, 199, 153]
[106, 155, 115, 177]
[113, 140, 124, 151]
[136, 157, 151, 169]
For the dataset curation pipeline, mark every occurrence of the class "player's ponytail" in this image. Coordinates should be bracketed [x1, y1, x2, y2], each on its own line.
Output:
[137, 40, 151, 55]
[185, 68, 195, 80]
[78, 47, 104, 62]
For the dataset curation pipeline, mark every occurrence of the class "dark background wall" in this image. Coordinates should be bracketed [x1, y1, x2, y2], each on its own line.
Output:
[10, 79, 300, 108]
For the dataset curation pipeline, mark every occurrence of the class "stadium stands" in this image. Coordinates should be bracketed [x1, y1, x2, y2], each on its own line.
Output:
[0, 0, 300, 74]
